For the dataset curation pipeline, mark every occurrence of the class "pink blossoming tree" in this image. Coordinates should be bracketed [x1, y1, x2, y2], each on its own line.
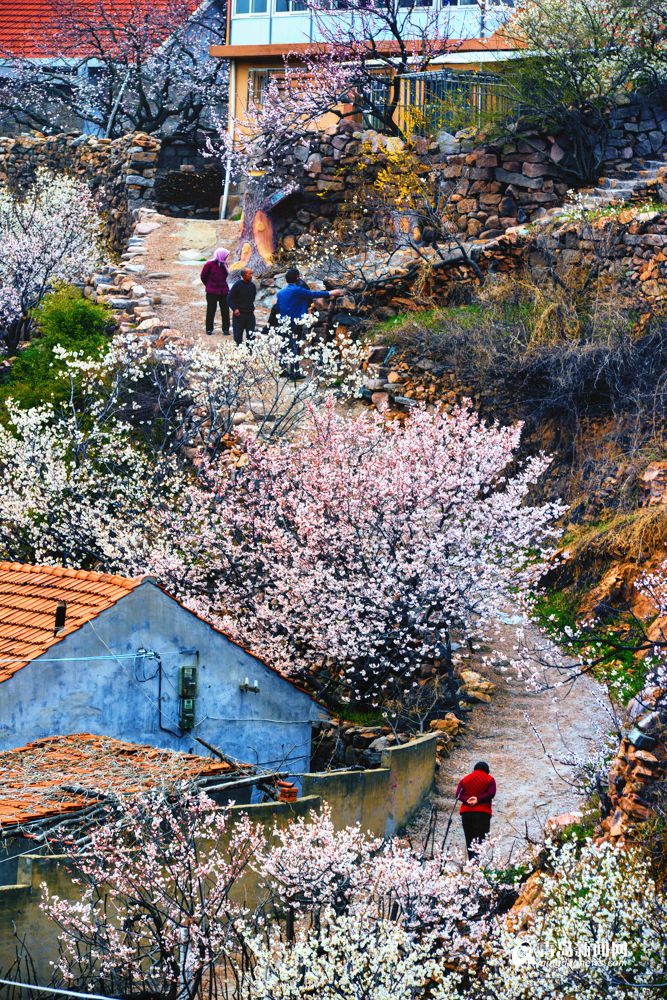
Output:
[152, 398, 564, 704]
[44, 788, 263, 1000]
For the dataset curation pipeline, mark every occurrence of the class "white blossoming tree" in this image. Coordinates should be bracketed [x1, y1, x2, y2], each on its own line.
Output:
[0, 169, 103, 352]
[0, 324, 364, 569]
[486, 839, 667, 999]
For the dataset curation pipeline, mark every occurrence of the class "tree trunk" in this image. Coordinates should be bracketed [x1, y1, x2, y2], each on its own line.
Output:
[237, 179, 278, 274]
[3, 315, 30, 355]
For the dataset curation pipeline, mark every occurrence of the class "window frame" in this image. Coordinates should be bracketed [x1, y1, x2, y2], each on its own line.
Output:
[233, 0, 269, 18]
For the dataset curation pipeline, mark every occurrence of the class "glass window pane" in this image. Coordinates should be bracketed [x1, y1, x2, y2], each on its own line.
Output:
[236, 0, 250, 13]
[253, 0, 267, 11]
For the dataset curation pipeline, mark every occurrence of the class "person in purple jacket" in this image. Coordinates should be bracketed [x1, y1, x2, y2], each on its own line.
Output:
[200, 247, 231, 336]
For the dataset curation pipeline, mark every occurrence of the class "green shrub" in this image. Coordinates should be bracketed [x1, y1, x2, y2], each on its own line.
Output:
[0, 286, 112, 414]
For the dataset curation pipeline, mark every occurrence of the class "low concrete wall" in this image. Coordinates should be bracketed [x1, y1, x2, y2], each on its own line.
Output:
[301, 733, 437, 836]
[0, 735, 436, 982]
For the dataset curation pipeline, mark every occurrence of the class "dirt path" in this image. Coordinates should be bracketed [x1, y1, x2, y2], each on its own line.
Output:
[418, 622, 610, 864]
[141, 216, 243, 343]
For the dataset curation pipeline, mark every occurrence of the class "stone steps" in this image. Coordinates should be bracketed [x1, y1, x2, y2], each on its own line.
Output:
[578, 156, 667, 209]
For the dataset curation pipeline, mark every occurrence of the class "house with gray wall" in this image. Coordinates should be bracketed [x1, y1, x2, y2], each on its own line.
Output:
[0, 562, 325, 774]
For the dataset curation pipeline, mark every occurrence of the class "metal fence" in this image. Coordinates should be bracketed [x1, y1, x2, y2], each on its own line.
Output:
[390, 70, 520, 138]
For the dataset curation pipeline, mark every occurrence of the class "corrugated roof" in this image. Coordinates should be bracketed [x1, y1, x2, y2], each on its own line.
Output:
[0, 562, 145, 681]
[0, 0, 202, 60]
[0, 733, 234, 829]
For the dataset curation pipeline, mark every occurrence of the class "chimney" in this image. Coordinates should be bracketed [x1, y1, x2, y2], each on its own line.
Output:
[54, 601, 67, 636]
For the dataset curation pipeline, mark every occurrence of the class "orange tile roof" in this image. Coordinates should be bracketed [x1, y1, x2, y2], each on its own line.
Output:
[0, 733, 234, 830]
[0, 0, 202, 60]
[0, 562, 145, 682]
[0, 561, 325, 707]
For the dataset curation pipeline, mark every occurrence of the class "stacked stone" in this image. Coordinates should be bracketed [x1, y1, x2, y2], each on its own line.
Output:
[622, 210, 667, 305]
[599, 699, 667, 844]
[603, 99, 667, 169]
[0, 130, 160, 250]
[439, 138, 571, 239]
[253, 96, 667, 260]
[83, 207, 183, 346]
[311, 721, 410, 770]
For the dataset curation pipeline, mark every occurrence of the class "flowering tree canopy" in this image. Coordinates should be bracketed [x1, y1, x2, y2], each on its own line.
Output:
[0, 0, 228, 139]
[39, 792, 667, 1000]
[152, 399, 564, 702]
[0, 325, 363, 568]
[44, 789, 262, 1000]
[0, 170, 103, 351]
[503, 0, 667, 180]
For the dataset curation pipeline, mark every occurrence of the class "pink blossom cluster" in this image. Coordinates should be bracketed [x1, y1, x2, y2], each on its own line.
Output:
[151, 397, 564, 701]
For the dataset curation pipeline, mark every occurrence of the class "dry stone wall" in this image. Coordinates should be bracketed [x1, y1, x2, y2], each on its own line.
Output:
[598, 688, 667, 845]
[0, 131, 161, 249]
[253, 97, 667, 255]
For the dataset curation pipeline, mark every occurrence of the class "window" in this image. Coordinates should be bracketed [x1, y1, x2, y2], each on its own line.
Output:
[275, 0, 307, 10]
[235, 0, 267, 14]
[248, 68, 286, 107]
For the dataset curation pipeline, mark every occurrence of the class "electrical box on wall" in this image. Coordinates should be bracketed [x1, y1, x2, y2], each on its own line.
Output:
[179, 697, 196, 731]
[178, 650, 199, 732]
[179, 664, 198, 697]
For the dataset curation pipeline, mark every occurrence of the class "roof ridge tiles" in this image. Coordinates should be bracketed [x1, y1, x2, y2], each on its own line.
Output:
[0, 561, 144, 588]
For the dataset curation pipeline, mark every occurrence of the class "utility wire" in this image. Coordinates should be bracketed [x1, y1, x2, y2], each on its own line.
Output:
[0, 977, 120, 1000]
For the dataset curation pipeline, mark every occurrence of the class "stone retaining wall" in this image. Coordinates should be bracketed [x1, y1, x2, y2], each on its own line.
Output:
[598, 689, 667, 844]
[0, 131, 161, 249]
[249, 96, 667, 257]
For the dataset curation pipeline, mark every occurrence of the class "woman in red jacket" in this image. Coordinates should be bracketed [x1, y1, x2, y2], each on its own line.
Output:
[455, 761, 496, 858]
[200, 247, 230, 336]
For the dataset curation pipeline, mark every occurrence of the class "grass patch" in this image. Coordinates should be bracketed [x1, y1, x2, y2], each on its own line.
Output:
[0, 287, 112, 418]
[332, 706, 386, 727]
[372, 305, 482, 342]
[562, 508, 667, 579]
[487, 863, 530, 886]
[532, 586, 649, 704]
[558, 795, 601, 845]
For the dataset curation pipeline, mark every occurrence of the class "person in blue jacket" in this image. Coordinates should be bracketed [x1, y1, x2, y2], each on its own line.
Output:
[275, 267, 343, 379]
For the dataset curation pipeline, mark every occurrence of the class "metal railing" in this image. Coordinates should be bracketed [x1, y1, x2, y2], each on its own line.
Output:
[389, 69, 520, 137]
[246, 66, 520, 139]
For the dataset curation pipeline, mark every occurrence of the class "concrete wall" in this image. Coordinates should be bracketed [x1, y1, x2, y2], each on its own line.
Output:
[0, 581, 325, 775]
[301, 733, 437, 836]
[0, 734, 436, 982]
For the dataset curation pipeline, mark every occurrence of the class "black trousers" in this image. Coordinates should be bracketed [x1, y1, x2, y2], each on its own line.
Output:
[280, 319, 304, 378]
[232, 312, 255, 346]
[206, 293, 229, 334]
[461, 812, 491, 858]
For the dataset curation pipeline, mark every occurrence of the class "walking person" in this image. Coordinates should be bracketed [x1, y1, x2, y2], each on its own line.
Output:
[455, 761, 496, 859]
[201, 247, 231, 337]
[228, 268, 256, 347]
[275, 267, 343, 379]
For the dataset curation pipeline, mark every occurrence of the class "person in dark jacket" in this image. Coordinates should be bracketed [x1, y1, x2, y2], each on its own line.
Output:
[275, 267, 343, 379]
[228, 268, 256, 347]
[200, 247, 230, 336]
[455, 761, 496, 858]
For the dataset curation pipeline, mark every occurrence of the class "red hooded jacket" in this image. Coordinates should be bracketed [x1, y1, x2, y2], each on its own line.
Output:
[456, 769, 496, 816]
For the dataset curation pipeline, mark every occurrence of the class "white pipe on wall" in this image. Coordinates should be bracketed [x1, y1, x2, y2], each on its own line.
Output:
[220, 58, 236, 220]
